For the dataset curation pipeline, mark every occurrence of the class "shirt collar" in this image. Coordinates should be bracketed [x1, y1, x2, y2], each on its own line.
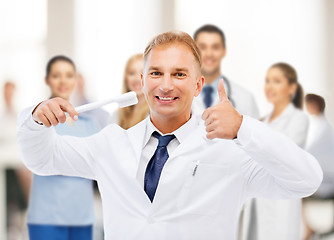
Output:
[143, 114, 197, 148]
[200, 76, 220, 97]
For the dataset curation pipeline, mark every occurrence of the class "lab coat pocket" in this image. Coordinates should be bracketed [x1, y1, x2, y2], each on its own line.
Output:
[177, 161, 230, 216]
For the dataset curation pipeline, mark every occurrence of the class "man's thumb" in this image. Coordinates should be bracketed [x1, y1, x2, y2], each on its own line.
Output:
[218, 78, 228, 102]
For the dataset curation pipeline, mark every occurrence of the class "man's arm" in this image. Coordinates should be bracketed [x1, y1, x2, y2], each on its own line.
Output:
[17, 99, 102, 180]
[202, 78, 323, 199]
[236, 116, 322, 199]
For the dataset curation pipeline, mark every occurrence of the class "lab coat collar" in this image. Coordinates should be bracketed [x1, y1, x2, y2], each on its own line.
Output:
[265, 103, 295, 124]
[143, 114, 197, 148]
[126, 118, 149, 178]
[125, 115, 205, 178]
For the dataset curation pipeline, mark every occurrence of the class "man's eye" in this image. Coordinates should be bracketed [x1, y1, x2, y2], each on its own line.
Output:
[176, 73, 185, 77]
[151, 72, 160, 76]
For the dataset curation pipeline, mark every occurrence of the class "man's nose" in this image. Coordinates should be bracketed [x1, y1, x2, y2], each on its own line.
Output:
[205, 48, 214, 58]
[159, 75, 174, 93]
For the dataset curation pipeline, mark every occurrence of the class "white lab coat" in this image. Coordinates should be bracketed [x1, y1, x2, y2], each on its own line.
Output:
[192, 78, 259, 240]
[17, 107, 321, 240]
[306, 115, 334, 198]
[255, 103, 309, 240]
[192, 79, 260, 118]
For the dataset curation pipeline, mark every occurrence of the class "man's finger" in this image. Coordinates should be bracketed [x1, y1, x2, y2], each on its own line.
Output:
[38, 113, 52, 127]
[217, 78, 228, 103]
[206, 131, 217, 140]
[58, 99, 78, 121]
[201, 108, 211, 121]
[44, 108, 59, 126]
[53, 108, 67, 124]
[204, 114, 215, 127]
[205, 122, 216, 133]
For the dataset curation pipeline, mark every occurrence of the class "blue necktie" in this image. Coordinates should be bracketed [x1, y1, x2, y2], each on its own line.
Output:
[202, 85, 214, 108]
[144, 131, 176, 202]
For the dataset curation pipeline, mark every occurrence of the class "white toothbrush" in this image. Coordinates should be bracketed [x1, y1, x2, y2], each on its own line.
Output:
[74, 91, 138, 114]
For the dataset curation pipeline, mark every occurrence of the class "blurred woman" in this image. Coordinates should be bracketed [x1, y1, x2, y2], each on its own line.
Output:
[255, 62, 309, 240]
[27, 56, 108, 240]
[110, 53, 149, 129]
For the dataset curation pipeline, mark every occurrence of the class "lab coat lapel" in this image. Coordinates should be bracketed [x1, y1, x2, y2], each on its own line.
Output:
[172, 120, 207, 159]
[126, 118, 148, 178]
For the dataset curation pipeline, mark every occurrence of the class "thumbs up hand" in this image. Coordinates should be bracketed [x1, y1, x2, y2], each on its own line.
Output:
[201, 78, 243, 140]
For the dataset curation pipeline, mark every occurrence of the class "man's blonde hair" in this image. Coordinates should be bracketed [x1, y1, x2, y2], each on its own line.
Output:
[144, 31, 202, 68]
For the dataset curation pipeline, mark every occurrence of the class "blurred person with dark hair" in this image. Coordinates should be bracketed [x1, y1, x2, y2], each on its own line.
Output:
[110, 53, 150, 128]
[305, 94, 326, 115]
[303, 94, 334, 240]
[192, 24, 259, 118]
[27, 56, 108, 240]
[252, 63, 309, 240]
[1, 81, 32, 240]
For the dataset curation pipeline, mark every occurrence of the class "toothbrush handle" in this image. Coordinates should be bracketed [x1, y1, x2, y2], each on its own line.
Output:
[75, 91, 137, 114]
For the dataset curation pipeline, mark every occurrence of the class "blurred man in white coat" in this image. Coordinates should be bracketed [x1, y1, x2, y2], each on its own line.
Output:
[17, 31, 322, 240]
[192, 24, 259, 118]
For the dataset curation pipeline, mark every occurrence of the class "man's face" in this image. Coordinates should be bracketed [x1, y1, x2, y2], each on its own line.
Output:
[306, 102, 321, 116]
[142, 43, 204, 121]
[195, 32, 226, 76]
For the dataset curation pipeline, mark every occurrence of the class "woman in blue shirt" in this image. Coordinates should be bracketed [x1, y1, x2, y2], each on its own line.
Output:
[28, 55, 107, 240]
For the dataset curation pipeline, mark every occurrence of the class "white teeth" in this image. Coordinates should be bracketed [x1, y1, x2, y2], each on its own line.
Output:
[158, 97, 174, 100]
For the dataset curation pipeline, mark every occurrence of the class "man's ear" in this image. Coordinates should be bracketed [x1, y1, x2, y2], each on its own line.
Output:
[194, 76, 205, 97]
[222, 47, 227, 58]
[141, 73, 144, 88]
[45, 78, 49, 85]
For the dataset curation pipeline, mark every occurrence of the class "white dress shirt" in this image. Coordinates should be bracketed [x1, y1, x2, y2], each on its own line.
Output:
[137, 115, 196, 187]
[17, 106, 322, 240]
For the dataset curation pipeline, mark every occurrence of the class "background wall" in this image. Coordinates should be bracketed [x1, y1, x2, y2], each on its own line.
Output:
[175, 0, 331, 118]
[0, 0, 333, 121]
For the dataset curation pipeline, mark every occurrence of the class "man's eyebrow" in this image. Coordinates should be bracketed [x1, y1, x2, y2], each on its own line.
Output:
[175, 68, 189, 72]
[148, 66, 160, 71]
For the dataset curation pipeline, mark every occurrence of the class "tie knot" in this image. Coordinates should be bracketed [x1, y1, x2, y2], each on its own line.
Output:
[153, 131, 176, 147]
[203, 85, 214, 95]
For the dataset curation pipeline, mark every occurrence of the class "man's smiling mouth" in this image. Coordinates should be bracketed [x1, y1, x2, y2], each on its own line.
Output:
[155, 96, 179, 101]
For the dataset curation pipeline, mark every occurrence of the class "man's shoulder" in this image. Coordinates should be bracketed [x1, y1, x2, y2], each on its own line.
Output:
[125, 117, 148, 137]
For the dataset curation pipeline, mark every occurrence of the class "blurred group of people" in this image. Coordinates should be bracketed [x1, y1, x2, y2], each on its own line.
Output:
[1, 24, 334, 240]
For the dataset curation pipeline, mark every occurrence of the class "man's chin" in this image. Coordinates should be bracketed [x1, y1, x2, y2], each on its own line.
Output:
[202, 68, 219, 76]
[56, 93, 71, 100]
[154, 110, 177, 119]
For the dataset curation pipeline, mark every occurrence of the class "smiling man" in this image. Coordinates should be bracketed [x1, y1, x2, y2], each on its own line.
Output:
[17, 31, 322, 240]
